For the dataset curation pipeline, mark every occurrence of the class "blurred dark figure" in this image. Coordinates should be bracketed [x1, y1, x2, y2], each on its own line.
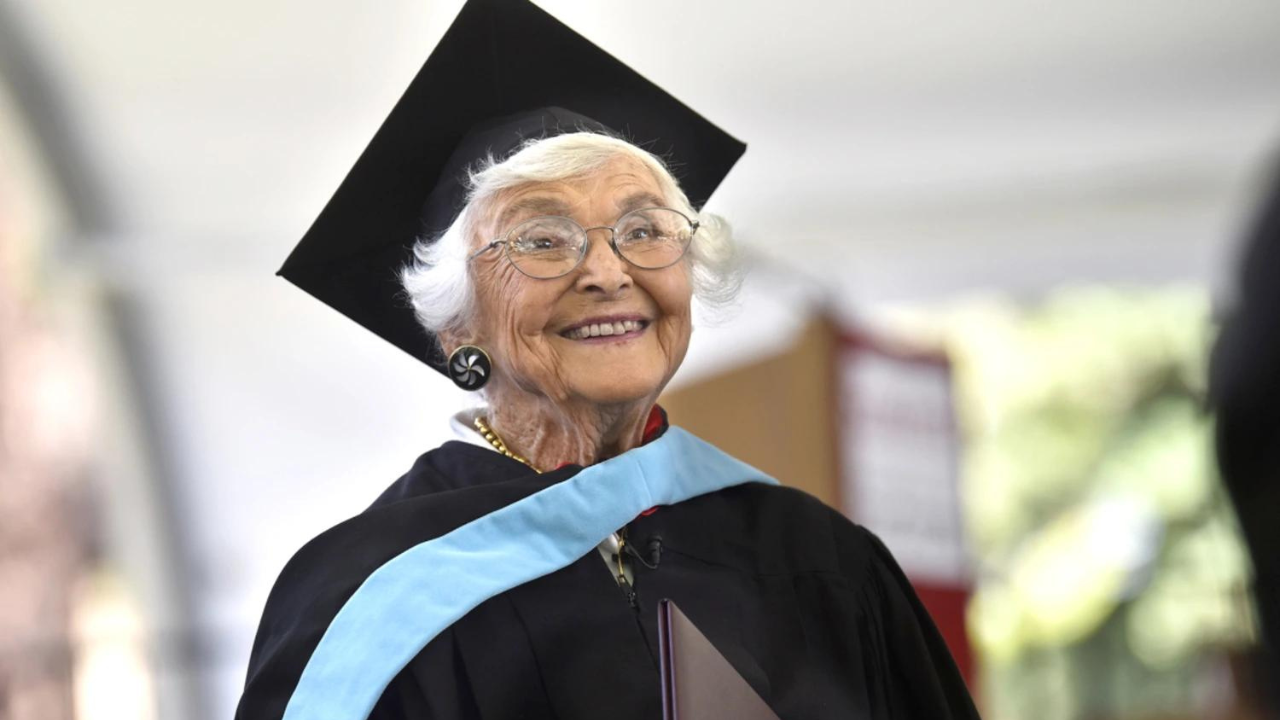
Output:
[1211, 155, 1280, 716]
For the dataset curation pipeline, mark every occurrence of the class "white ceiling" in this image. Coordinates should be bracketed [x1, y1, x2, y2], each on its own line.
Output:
[19, 0, 1280, 263]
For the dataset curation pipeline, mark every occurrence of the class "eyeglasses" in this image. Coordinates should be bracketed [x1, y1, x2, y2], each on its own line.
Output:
[468, 207, 700, 280]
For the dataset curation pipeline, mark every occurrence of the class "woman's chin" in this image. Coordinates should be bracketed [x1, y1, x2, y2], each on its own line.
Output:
[566, 373, 664, 407]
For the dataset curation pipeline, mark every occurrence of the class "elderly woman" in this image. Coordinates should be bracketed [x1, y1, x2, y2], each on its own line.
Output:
[407, 131, 736, 466]
[238, 1, 980, 719]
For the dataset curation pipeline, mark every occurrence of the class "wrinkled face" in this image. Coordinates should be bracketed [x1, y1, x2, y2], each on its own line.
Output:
[463, 155, 693, 407]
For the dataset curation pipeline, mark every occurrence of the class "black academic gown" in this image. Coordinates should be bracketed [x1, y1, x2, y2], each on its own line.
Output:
[237, 434, 980, 720]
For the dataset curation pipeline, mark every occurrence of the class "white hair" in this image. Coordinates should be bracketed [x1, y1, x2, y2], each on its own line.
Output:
[399, 132, 740, 346]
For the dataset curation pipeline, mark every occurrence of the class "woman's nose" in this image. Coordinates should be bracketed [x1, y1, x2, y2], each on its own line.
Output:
[574, 228, 632, 295]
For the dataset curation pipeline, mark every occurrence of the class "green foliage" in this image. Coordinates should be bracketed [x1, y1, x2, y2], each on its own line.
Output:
[925, 286, 1253, 720]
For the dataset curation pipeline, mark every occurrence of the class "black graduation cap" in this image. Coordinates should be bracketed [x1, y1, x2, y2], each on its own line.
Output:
[277, 0, 746, 375]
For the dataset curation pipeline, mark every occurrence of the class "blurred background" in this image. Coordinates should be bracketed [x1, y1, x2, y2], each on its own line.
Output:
[2, 0, 1279, 718]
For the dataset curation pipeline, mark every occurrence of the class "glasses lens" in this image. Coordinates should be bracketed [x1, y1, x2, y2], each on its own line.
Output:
[506, 217, 586, 278]
[614, 208, 694, 269]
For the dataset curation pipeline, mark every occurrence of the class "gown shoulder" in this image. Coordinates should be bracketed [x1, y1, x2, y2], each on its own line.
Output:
[235, 442, 559, 720]
[677, 481, 981, 719]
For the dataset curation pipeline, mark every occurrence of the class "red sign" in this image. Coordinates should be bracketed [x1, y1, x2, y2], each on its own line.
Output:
[835, 329, 974, 684]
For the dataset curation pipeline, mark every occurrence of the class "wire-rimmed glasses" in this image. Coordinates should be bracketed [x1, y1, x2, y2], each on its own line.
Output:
[467, 207, 700, 279]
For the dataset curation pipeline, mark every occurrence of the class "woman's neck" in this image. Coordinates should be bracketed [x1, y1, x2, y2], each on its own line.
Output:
[485, 390, 654, 471]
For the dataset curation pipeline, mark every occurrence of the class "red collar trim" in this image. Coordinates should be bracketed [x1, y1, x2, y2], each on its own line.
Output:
[641, 404, 665, 444]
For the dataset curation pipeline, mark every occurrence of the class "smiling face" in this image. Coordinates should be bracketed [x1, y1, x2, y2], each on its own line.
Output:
[457, 154, 693, 409]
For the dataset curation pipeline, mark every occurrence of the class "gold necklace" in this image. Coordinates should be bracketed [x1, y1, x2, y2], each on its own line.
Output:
[474, 416, 540, 473]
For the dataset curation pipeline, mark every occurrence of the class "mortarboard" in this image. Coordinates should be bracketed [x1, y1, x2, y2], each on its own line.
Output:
[277, 0, 746, 375]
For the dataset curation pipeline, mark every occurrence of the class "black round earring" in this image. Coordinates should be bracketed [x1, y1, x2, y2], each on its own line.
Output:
[448, 345, 492, 391]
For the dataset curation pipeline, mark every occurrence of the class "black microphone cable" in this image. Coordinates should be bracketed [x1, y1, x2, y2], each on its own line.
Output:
[624, 535, 663, 570]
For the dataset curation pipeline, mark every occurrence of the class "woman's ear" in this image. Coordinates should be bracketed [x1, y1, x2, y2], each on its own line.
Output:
[436, 329, 460, 358]
[436, 326, 480, 357]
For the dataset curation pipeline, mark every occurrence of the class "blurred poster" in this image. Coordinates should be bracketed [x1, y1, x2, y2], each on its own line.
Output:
[836, 329, 973, 681]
